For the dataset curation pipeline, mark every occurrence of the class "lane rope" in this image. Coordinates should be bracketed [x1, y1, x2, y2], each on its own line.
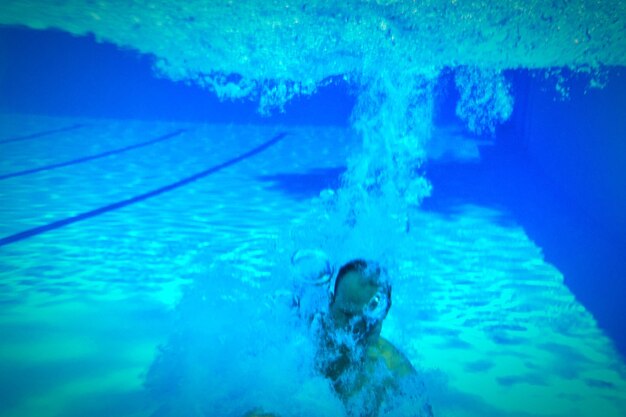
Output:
[0, 123, 86, 145]
[0, 132, 288, 247]
[0, 129, 188, 181]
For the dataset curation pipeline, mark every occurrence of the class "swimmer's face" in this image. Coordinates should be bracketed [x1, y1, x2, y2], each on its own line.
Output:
[330, 270, 382, 337]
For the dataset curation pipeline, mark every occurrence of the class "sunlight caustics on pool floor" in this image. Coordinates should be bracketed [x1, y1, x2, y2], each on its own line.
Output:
[0, 114, 625, 417]
[0, 114, 352, 417]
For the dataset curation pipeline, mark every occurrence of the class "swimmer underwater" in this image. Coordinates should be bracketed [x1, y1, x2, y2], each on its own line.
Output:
[246, 257, 433, 417]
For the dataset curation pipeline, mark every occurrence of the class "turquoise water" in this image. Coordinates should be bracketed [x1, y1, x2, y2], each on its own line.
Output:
[1, 2, 625, 416]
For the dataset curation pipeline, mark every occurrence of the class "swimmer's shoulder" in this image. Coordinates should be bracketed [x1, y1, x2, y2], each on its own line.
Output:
[373, 336, 416, 377]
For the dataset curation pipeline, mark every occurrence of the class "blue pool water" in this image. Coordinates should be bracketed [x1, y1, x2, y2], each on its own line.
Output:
[1, 6, 626, 417]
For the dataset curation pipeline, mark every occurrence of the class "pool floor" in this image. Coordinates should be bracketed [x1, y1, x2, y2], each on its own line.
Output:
[0, 114, 625, 417]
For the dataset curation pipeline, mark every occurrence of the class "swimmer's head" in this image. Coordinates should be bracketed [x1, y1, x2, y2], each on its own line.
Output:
[329, 259, 391, 341]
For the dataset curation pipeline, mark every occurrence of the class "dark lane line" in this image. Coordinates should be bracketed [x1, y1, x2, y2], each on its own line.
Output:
[0, 129, 188, 181]
[0, 132, 288, 247]
[0, 123, 87, 145]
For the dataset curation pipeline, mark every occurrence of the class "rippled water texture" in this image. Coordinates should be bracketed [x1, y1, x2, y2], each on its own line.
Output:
[1, 1, 625, 417]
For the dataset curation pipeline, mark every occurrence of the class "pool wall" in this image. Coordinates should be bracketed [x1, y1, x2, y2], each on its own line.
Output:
[522, 69, 626, 242]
